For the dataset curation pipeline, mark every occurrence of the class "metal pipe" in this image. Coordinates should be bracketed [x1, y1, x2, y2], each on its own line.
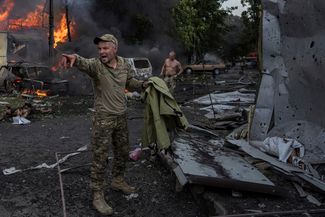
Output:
[55, 152, 67, 217]
[202, 63, 216, 119]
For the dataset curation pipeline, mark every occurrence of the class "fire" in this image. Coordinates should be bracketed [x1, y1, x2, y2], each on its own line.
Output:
[36, 89, 49, 97]
[54, 13, 75, 48]
[0, 0, 14, 22]
[0, 0, 75, 48]
[22, 89, 49, 97]
[8, 1, 46, 30]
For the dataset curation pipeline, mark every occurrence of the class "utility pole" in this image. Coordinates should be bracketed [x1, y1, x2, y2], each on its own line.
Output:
[65, 0, 72, 42]
[49, 0, 54, 58]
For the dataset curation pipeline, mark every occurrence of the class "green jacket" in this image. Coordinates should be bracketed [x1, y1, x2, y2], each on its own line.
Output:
[75, 55, 142, 115]
[142, 77, 189, 150]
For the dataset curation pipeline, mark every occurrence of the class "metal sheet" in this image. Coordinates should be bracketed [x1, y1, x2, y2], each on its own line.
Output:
[251, 0, 325, 162]
[228, 139, 325, 193]
[228, 139, 304, 173]
[172, 129, 282, 194]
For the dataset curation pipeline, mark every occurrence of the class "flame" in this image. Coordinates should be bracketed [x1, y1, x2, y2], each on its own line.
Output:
[0, 0, 14, 22]
[54, 13, 75, 48]
[0, 0, 75, 47]
[8, 1, 46, 30]
[36, 89, 48, 97]
[22, 89, 49, 97]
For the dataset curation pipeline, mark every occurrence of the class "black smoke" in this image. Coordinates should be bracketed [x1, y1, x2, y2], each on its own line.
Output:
[58, 0, 182, 72]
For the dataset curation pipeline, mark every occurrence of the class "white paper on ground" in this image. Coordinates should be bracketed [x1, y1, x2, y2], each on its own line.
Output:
[261, 137, 305, 162]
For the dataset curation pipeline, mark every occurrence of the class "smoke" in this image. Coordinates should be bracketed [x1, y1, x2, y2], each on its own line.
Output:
[2, 0, 183, 95]
[58, 0, 182, 73]
[54, 0, 184, 95]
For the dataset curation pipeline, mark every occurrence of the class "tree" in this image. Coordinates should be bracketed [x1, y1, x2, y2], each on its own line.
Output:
[239, 0, 261, 55]
[172, 0, 230, 63]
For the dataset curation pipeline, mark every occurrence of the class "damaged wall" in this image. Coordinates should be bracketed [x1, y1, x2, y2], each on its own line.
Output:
[250, 0, 325, 162]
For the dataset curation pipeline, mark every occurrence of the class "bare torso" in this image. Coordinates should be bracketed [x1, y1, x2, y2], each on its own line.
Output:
[163, 58, 181, 76]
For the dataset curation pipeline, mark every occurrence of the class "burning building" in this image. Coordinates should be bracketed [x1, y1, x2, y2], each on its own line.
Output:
[0, 0, 76, 62]
[0, 0, 76, 95]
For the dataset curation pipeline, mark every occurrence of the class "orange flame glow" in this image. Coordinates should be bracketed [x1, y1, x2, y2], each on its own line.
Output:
[8, 1, 46, 30]
[0, 0, 75, 48]
[36, 89, 48, 97]
[0, 0, 14, 22]
[22, 89, 49, 97]
[54, 13, 75, 48]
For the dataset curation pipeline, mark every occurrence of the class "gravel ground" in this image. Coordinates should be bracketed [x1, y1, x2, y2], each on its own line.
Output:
[1, 68, 324, 217]
[0, 107, 204, 217]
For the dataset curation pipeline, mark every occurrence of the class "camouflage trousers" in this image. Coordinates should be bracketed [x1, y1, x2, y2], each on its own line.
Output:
[164, 76, 176, 95]
[90, 112, 129, 191]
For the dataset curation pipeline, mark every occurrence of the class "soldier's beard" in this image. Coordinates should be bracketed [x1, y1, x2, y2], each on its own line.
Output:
[100, 56, 115, 64]
[100, 52, 117, 64]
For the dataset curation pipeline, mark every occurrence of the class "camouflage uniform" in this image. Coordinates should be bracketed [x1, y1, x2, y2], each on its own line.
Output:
[90, 113, 129, 190]
[163, 75, 176, 95]
[74, 54, 142, 191]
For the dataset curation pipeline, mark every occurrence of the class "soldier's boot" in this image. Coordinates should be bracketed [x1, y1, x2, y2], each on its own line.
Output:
[93, 191, 113, 215]
[111, 176, 136, 194]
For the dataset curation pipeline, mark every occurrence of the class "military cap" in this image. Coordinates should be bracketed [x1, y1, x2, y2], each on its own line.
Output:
[94, 34, 118, 46]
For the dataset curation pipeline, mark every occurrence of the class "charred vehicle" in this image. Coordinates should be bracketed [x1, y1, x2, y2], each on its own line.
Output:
[126, 57, 152, 80]
[0, 63, 68, 95]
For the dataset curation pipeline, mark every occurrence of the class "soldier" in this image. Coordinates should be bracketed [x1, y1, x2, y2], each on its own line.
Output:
[60, 34, 148, 215]
[160, 51, 183, 94]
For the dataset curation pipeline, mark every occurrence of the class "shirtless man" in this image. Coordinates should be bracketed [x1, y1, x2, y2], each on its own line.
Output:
[160, 51, 183, 94]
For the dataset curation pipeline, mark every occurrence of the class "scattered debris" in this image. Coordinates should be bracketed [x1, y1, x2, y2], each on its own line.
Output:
[2, 145, 88, 175]
[124, 193, 139, 201]
[129, 148, 142, 161]
[306, 195, 322, 207]
[12, 116, 31, 125]
[261, 137, 305, 163]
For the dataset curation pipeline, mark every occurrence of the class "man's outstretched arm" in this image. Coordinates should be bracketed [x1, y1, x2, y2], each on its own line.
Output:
[60, 54, 97, 78]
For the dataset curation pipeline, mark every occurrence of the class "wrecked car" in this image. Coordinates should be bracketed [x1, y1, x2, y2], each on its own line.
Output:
[0, 63, 68, 95]
[126, 57, 152, 80]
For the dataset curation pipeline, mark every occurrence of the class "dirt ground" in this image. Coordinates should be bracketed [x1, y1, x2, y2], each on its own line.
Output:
[1, 68, 324, 217]
[0, 96, 206, 217]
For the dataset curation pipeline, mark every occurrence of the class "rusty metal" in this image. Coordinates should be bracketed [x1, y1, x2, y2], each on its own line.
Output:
[212, 208, 325, 217]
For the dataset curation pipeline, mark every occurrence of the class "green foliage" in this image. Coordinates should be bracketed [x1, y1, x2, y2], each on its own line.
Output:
[172, 0, 230, 62]
[239, 0, 261, 54]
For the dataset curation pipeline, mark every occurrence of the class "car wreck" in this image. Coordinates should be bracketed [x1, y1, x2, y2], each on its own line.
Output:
[126, 57, 153, 80]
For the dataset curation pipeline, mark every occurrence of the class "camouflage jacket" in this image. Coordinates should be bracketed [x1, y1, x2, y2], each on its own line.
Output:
[75, 55, 142, 115]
